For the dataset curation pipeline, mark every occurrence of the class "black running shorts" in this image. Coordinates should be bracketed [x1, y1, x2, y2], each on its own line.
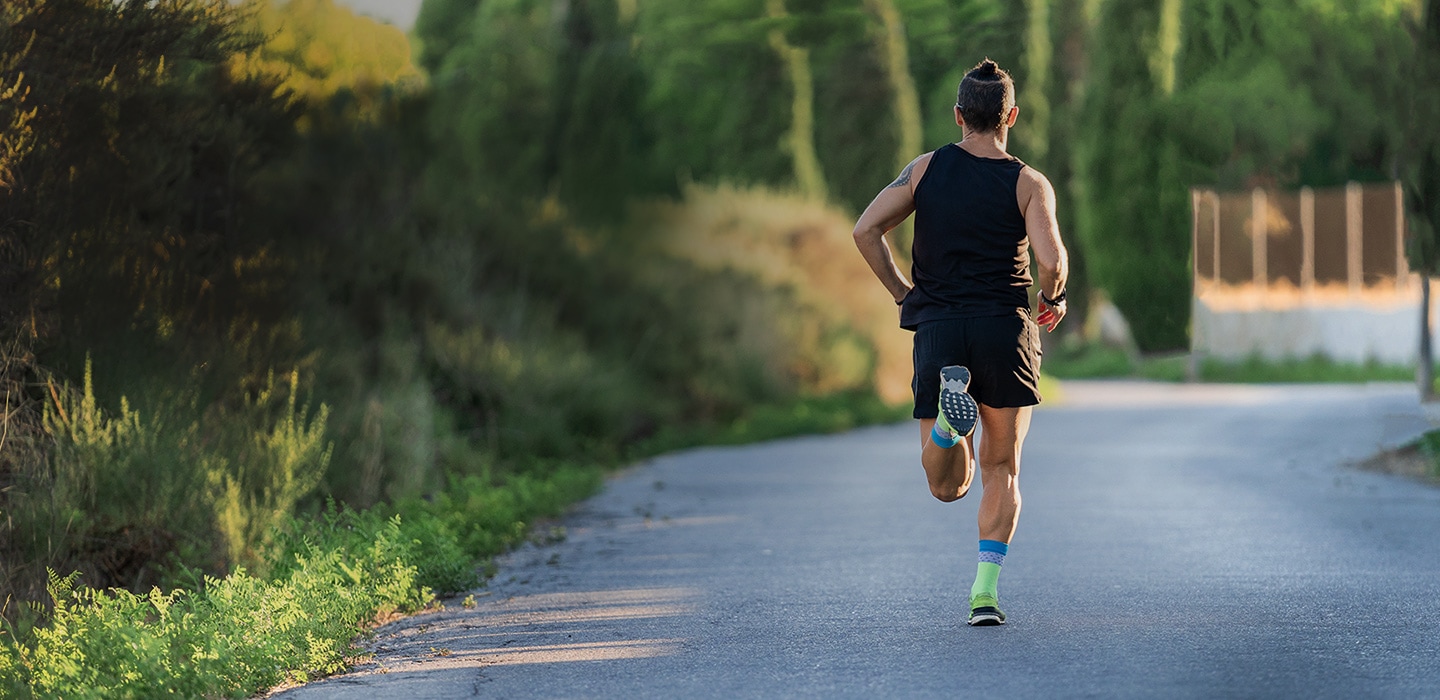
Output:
[912, 311, 1042, 418]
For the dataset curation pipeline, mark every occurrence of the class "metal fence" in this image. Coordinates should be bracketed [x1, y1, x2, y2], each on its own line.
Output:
[1191, 182, 1411, 308]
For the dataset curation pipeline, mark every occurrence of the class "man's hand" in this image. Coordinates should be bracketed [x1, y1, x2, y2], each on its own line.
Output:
[1036, 299, 1066, 332]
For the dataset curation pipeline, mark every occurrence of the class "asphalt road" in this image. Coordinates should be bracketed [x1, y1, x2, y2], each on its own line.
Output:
[276, 381, 1440, 699]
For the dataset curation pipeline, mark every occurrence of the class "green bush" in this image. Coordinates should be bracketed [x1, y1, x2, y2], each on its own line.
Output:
[0, 515, 426, 699]
[1041, 339, 1136, 379]
[2, 362, 331, 600]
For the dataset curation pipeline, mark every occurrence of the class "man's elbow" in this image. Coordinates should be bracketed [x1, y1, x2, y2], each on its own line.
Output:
[852, 224, 882, 247]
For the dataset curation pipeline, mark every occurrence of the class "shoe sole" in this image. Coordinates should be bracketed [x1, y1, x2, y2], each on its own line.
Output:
[967, 607, 1006, 626]
[939, 366, 978, 438]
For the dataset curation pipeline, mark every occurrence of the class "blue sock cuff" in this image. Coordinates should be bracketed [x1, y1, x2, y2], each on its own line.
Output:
[978, 540, 1009, 555]
[930, 424, 960, 448]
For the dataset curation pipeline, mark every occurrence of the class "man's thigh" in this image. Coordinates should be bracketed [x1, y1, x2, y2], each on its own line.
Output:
[977, 404, 1032, 471]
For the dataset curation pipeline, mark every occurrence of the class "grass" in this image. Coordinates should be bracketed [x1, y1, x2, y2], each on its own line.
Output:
[1197, 354, 1414, 384]
[1412, 431, 1440, 481]
[637, 390, 909, 453]
[1043, 339, 1419, 385]
[0, 514, 429, 699]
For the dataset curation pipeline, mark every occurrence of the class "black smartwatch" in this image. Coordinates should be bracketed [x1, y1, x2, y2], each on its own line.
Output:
[1040, 289, 1066, 306]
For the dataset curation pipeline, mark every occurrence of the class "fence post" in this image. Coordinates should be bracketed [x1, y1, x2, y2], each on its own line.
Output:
[1212, 191, 1221, 283]
[1396, 182, 1408, 292]
[1252, 188, 1267, 293]
[1301, 186, 1315, 295]
[1346, 181, 1363, 296]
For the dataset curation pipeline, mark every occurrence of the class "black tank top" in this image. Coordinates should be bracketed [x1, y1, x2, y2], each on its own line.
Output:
[899, 143, 1031, 330]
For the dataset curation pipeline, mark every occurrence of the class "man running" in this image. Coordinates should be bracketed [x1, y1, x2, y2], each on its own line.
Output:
[851, 58, 1068, 626]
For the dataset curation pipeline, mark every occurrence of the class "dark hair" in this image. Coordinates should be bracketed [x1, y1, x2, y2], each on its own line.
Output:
[955, 58, 1015, 133]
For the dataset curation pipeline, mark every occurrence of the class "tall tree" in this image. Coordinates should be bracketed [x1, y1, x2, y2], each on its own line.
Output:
[633, 0, 793, 190]
[864, 0, 922, 173]
[766, 0, 829, 201]
[413, 0, 485, 73]
[1406, 0, 1440, 397]
[244, 0, 421, 106]
[1076, 0, 1194, 350]
[0, 0, 295, 364]
[1015, 0, 1050, 162]
[863, 0, 922, 254]
[1409, 0, 1440, 275]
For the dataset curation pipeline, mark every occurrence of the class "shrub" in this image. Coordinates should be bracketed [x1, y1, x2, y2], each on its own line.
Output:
[2, 362, 331, 600]
[0, 514, 426, 699]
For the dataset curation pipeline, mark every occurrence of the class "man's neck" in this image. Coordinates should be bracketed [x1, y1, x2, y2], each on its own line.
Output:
[957, 130, 1008, 158]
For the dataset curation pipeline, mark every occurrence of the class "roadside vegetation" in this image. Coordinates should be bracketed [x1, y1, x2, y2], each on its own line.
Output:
[1044, 339, 1420, 384]
[2, 0, 1438, 697]
[1359, 428, 1440, 486]
[1412, 431, 1440, 481]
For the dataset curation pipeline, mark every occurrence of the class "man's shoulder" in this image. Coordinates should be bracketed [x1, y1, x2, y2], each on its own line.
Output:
[1017, 163, 1051, 185]
[901, 150, 942, 195]
[1016, 164, 1054, 195]
[911, 149, 940, 167]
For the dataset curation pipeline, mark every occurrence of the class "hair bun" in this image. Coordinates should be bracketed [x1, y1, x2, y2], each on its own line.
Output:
[977, 59, 998, 76]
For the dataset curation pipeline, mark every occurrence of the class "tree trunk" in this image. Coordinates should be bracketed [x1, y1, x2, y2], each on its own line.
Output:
[1017, 0, 1051, 162]
[1422, 277, 1434, 400]
[863, 0, 922, 260]
[765, 0, 827, 202]
[1153, 0, 1182, 96]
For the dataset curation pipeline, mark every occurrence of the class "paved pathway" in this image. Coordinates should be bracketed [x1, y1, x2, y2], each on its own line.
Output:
[277, 382, 1440, 699]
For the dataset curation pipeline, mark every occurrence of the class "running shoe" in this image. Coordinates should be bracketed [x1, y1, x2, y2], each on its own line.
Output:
[968, 592, 1006, 626]
[937, 365, 979, 439]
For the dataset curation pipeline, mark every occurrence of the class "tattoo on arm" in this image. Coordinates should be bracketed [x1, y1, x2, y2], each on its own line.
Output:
[886, 160, 916, 189]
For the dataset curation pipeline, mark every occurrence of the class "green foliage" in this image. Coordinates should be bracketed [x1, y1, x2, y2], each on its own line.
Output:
[213, 371, 333, 566]
[412, 0, 483, 73]
[0, 517, 425, 699]
[242, 0, 422, 108]
[1414, 428, 1440, 475]
[424, 0, 663, 219]
[3, 361, 331, 599]
[1077, 0, 1196, 351]
[0, 0, 301, 401]
[1043, 339, 1417, 384]
[267, 501, 474, 598]
[1078, 0, 1415, 351]
[639, 391, 910, 453]
[1042, 339, 1137, 379]
[1405, 0, 1440, 274]
[633, 0, 792, 192]
[1199, 354, 1415, 384]
[901, 0, 1016, 153]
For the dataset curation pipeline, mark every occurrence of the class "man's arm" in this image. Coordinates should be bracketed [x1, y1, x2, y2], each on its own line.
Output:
[1021, 167, 1068, 331]
[853, 155, 928, 304]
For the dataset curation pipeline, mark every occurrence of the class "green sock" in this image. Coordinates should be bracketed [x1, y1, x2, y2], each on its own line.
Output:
[935, 409, 955, 437]
[971, 540, 1008, 601]
[971, 562, 1001, 600]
